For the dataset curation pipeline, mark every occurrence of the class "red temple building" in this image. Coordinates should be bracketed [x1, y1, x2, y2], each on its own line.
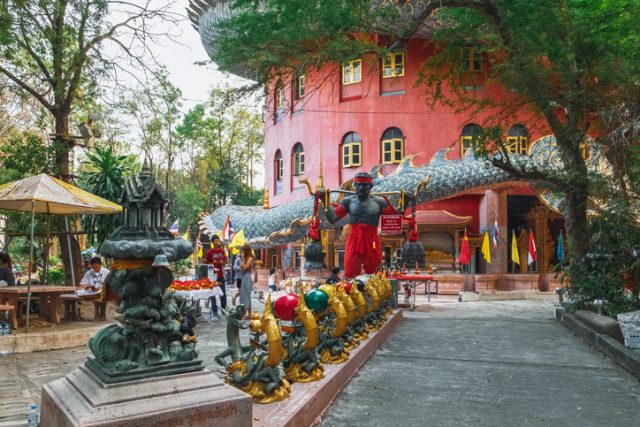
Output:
[189, 1, 566, 293]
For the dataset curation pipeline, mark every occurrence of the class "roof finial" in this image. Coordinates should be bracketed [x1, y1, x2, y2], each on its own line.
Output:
[140, 155, 151, 179]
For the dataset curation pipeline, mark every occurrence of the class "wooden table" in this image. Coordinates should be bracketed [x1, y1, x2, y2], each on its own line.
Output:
[0, 285, 77, 328]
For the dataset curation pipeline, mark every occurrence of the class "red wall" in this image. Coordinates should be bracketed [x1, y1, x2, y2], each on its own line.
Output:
[264, 38, 549, 210]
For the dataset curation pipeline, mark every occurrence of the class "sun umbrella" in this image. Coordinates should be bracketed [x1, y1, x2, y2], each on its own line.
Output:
[0, 174, 122, 331]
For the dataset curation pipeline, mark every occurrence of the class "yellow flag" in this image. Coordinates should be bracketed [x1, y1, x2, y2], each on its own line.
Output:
[181, 231, 189, 241]
[481, 231, 491, 264]
[231, 246, 239, 255]
[511, 230, 520, 265]
[198, 245, 203, 257]
[229, 229, 245, 248]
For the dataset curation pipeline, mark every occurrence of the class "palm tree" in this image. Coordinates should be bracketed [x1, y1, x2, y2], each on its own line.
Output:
[79, 146, 134, 247]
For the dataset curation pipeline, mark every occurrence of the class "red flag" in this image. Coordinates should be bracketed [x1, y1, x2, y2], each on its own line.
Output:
[527, 229, 537, 265]
[458, 229, 471, 265]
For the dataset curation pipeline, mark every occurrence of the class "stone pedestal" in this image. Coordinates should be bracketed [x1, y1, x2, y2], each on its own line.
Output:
[41, 366, 252, 427]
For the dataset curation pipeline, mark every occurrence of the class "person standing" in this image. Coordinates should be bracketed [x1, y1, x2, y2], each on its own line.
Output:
[239, 244, 254, 319]
[205, 235, 228, 309]
[325, 266, 341, 285]
[0, 252, 16, 286]
[232, 252, 243, 306]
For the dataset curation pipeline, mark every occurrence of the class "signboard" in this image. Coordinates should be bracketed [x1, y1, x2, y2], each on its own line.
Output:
[381, 215, 403, 235]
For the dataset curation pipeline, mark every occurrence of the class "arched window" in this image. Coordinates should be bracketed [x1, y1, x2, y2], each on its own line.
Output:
[506, 124, 529, 155]
[292, 143, 305, 176]
[381, 127, 404, 164]
[460, 124, 482, 156]
[274, 150, 283, 194]
[341, 132, 362, 168]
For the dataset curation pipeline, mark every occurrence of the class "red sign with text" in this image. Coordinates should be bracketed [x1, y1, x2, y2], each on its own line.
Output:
[381, 215, 403, 235]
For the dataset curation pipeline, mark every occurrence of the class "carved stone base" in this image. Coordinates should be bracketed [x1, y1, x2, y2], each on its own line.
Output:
[41, 366, 252, 427]
[85, 356, 203, 384]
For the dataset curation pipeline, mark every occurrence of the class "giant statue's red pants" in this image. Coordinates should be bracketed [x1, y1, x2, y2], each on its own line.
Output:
[344, 223, 382, 278]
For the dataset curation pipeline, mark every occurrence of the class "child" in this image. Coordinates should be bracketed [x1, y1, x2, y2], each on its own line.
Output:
[268, 268, 277, 292]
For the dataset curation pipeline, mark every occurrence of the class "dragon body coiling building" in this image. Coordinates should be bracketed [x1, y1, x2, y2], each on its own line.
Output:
[188, 0, 566, 291]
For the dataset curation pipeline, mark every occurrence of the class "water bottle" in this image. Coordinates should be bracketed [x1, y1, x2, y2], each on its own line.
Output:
[26, 403, 39, 427]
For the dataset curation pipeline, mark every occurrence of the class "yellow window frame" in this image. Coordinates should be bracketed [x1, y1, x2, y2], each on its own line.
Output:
[276, 85, 284, 108]
[460, 47, 483, 72]
[342, 59, 362, 85]
[275, 157, 283, 181]
[295, 74, 305, 99]
[382, 137, 403, 164]
[383, 51, 405, 78]
[294, 151, 305, 176]
[342, 142, 362, 167]
[505, 136, 529, 155]
[460, 136, 474, 156]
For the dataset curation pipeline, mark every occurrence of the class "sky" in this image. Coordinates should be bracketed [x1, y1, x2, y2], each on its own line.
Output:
[155, 0, 259, 112]
[116, 0, 265, 187]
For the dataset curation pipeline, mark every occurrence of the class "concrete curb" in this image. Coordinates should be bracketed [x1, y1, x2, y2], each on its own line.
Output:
[459, 290, 557, 302]
[252, 309, 403, 427]
[0, 324, 107, 353]
[555, 308, 640, 380]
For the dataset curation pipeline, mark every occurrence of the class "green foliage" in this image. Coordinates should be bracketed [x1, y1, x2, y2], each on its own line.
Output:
[47, 267, 65, 286]
[0, 130, 56, 182]
[78, 145, 135, 246]
[170, 258, 192, 277]
[169, 185, 207, 236]
[215, 0, 381, 84]
[567, 201, 640, 316]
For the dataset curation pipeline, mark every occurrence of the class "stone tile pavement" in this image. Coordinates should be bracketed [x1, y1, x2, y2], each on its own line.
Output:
[319, 300, 640, 427]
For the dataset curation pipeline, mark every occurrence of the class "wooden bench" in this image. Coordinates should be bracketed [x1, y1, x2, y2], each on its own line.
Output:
[61, 294, 107, 321]
[0, 304, 17, 330]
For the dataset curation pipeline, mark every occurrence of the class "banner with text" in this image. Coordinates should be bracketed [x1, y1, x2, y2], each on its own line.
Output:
[381, 215, 403, 235]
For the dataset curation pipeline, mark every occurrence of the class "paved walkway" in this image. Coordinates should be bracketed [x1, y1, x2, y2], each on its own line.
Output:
[2, 298, 639, 426]
[320, 300, 640, 426]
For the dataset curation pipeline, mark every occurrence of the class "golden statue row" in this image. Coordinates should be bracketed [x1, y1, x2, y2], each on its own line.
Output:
[215, 272, 395, 403]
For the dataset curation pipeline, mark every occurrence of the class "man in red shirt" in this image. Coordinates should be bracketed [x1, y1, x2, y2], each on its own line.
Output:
[205, 235, 228, 309]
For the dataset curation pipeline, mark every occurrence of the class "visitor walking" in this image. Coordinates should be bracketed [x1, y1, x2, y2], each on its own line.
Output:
[232, 252, 243, 306]
[239, 244, 254, 319]
[325, 266, 341, 285]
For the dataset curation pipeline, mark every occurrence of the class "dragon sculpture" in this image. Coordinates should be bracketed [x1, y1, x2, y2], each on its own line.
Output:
[317, 289, 350, 364]
[282, 291, 325, 383]
[200, 137, 607, 246]
[216, 296, 291, 404]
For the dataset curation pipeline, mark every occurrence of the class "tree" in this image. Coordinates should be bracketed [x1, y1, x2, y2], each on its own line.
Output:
[212, 0, 640, 264]
[78, 145, 135, 247]
[0, 0, 180, 281]
[121, 69, 183, 191]
[168, 185, 207, 237]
